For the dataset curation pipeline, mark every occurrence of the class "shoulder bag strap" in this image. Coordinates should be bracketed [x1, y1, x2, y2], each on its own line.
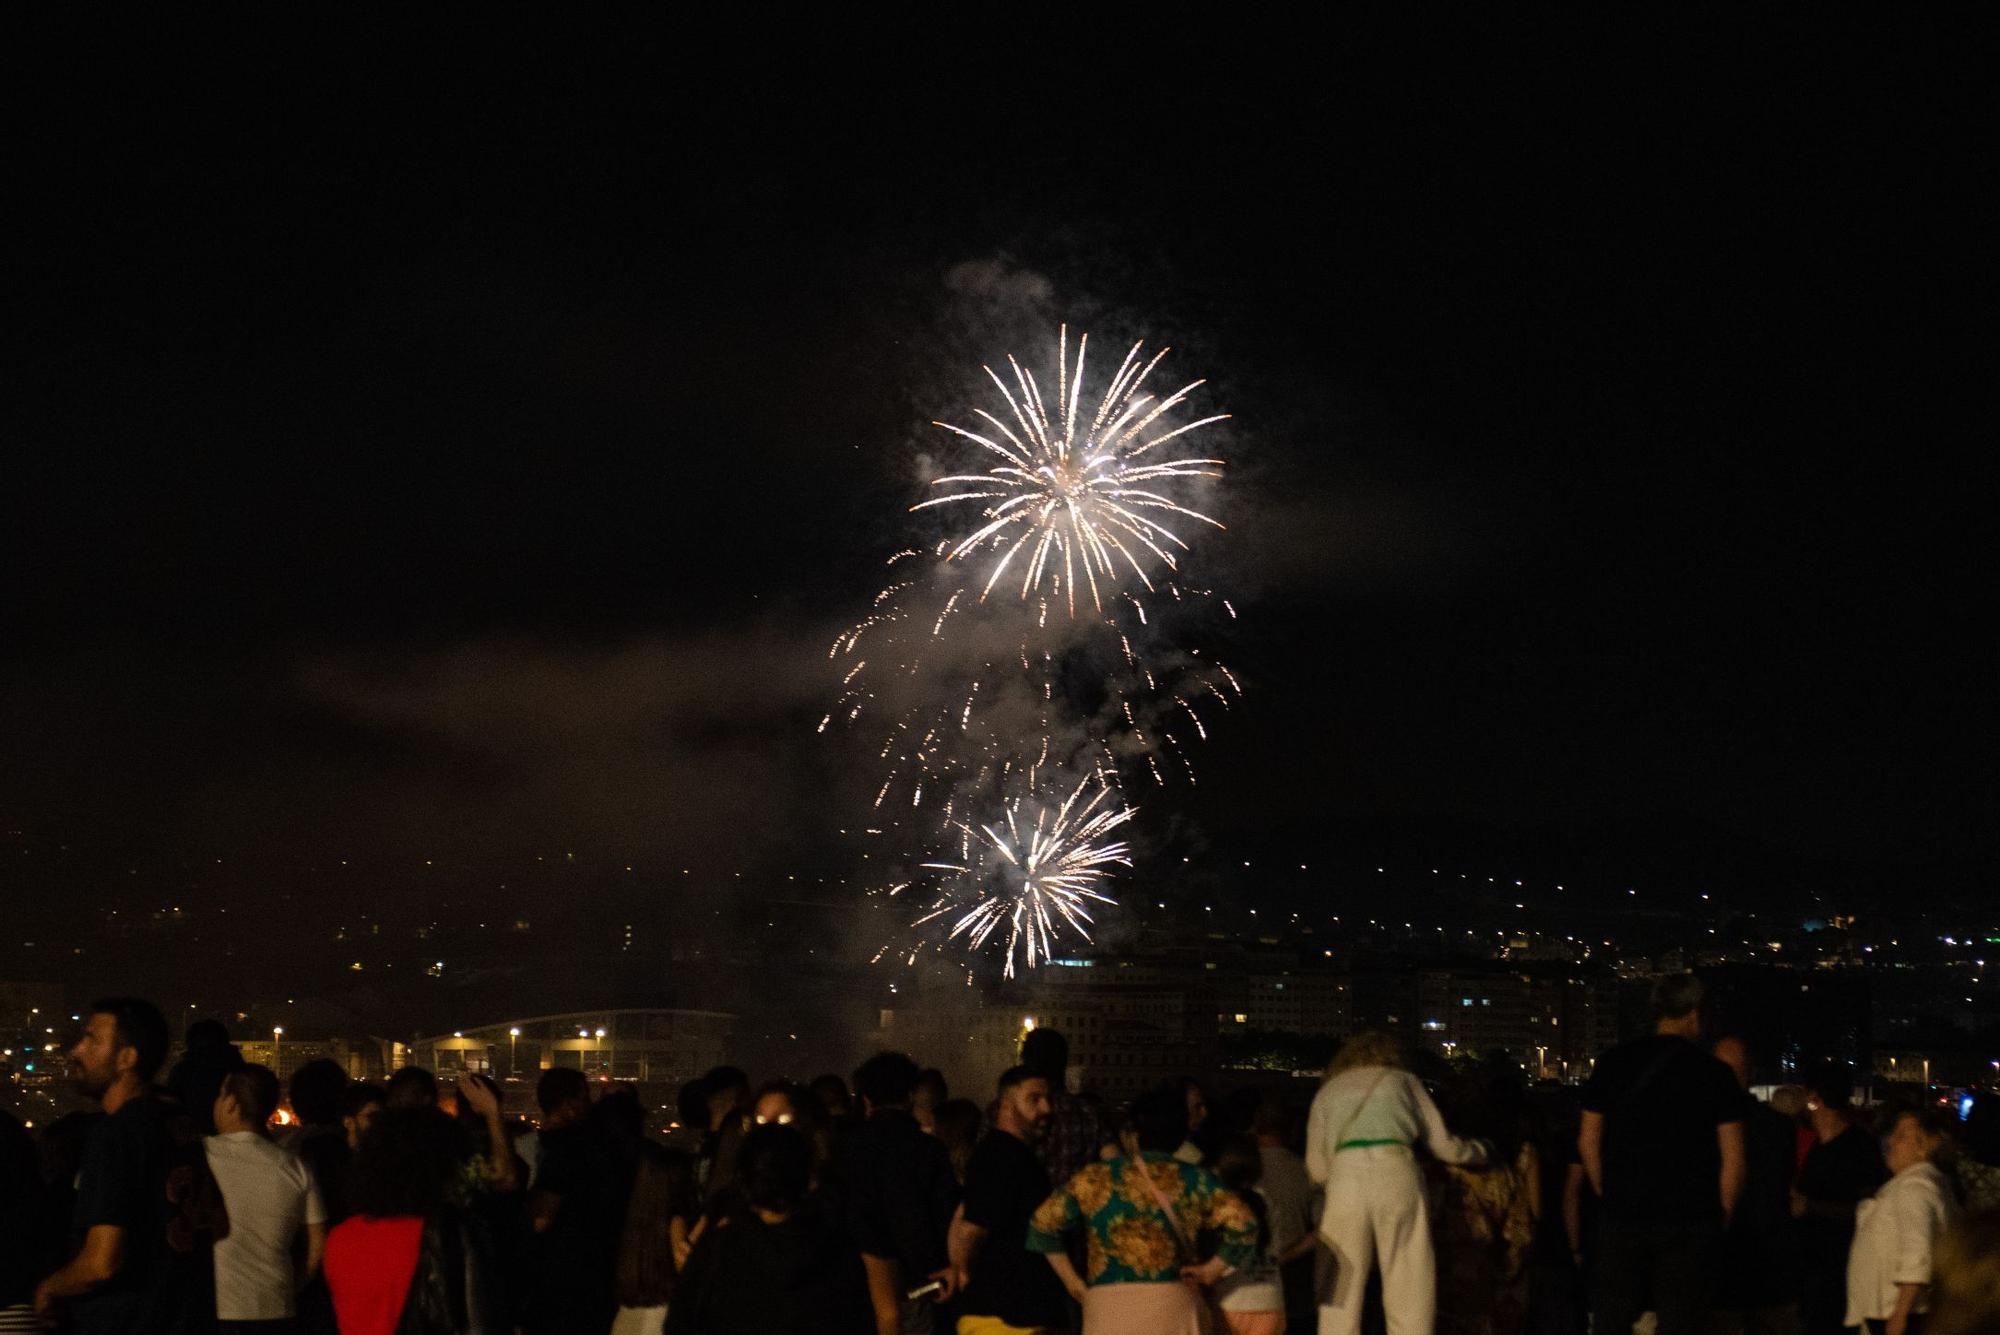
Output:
[1329, 1069, 1393, 1148]
[1617, 1044, 1683, 1111]
[1129, 1154, 1197, 1264]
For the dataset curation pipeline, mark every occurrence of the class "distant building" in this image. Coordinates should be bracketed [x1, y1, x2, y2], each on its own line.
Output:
[1353, 961, 1617, 1078]
[236, 1034, 394, 1085]
[405, 1008, 735, 1102]
[1217, 970, 1350, 1039]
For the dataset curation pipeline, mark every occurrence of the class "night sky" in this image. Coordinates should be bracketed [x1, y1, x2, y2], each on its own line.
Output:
[7, 16, 1988, 941]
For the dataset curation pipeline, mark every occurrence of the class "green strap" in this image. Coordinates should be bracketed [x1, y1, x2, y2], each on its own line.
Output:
[1336, 1137, 1408, 1150]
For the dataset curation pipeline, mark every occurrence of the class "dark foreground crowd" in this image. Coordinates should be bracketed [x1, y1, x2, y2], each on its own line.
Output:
[3, 981, 1999, 1335]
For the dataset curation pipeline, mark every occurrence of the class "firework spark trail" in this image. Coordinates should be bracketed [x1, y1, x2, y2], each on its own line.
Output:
[906, 774, 1136, 978]
[828, 326, 1244, 973]
[826, 576, 1242, 822]
[918, 325, 1228, 619]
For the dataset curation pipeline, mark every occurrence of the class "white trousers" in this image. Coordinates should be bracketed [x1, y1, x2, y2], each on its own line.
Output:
[1316, 1145, 1433, 1335]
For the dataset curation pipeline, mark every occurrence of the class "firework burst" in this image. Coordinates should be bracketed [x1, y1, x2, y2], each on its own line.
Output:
[894, 774, 1136, 978]
[919, 325, 1228, 617]
[832, 324, 1244, 974]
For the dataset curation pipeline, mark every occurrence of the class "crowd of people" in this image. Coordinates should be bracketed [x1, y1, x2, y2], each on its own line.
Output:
[3, 983, 1999, 1335]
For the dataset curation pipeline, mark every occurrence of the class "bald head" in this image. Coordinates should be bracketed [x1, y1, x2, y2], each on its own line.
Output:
[1713, 1036, 1752, 1090]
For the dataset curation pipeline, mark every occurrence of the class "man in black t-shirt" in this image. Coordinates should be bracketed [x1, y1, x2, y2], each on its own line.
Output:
[36, 997, 212, 1335]
[1791, 1069, 1885, 1335]
[1579, 974, 1745, 1335]
[836, 1051, 960, 1335]
[949, 1065, 1068, 1334]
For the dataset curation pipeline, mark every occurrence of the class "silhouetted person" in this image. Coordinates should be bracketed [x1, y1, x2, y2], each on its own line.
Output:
[931, 1098, 981, 1186]
[37, 997, 223, 1333]
[528, 1068, 632, 1335]
[911, 1069, 947, 1135]
[300, 1083, 381, 1335]
[450, 1072, 522, 1194]
[1578, 974, 1745, 1335]
[323, 1106, 485, 1335]
[838, 1051, 959, 1335]
[749, 1083, 833, 1193]
[1433, 1066, 1539, 1335]
[1, 1108, 51, 1327]
[284, 1059, 348, 1146]
[699, 1066, 753, 1208]
[518, 1065, 591, 1189]
[1793, 1067, 1887, 1335]
[384, 1065, 439, 1111]
[948, 1065, 1067, 1333]
[1021, 1027, 1107, 1187]
[666, 1123, 872, 1335]
[610, 1142, 697, 1335]
[166, 1017, 246, 1136]
[1711, 1036, 1801, 1335]
[1176, 1077, 1213, 1163]
[275, 1058, 348, 1335]
[810, 1074, 858, 1131]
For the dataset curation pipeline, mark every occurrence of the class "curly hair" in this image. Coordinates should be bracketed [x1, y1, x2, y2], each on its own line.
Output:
[1328, 1030, 1405, 1076]
[1930, 1210, 2000, 1335]
[347, 1107, 459, 1218]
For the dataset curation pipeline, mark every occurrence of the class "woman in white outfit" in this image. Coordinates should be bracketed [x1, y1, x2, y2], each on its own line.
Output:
[1846, 1106, 1960, 1335]
[1306, 1032, 1490, 1335]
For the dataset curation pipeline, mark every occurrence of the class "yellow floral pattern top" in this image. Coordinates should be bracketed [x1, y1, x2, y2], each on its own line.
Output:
[1026, 1151, 1259, 1285]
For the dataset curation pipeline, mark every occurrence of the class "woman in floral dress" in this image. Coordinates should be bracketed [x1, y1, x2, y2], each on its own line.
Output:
[1028, 1085, 1260, 1335]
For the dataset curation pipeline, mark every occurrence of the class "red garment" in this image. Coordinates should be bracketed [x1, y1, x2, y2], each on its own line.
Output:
[1795, 1123, 1816, 1174]
[324, 1214, 424, 1335]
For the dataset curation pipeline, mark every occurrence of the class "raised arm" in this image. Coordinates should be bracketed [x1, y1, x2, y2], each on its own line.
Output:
[1411, 1074, 1489, 1166]
[456, 1075, 519, 1193]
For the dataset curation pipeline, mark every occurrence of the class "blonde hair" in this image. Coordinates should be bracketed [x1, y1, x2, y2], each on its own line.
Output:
[1928, 1210, 2000, 1335]
[1328, 1030, 1405, 1077]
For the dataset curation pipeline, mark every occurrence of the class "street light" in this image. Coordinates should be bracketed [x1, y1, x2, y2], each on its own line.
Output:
[272, 1026, 284, 1074]
[595, 1026, 608, 1077]
[508, 1027, 520, 1078]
